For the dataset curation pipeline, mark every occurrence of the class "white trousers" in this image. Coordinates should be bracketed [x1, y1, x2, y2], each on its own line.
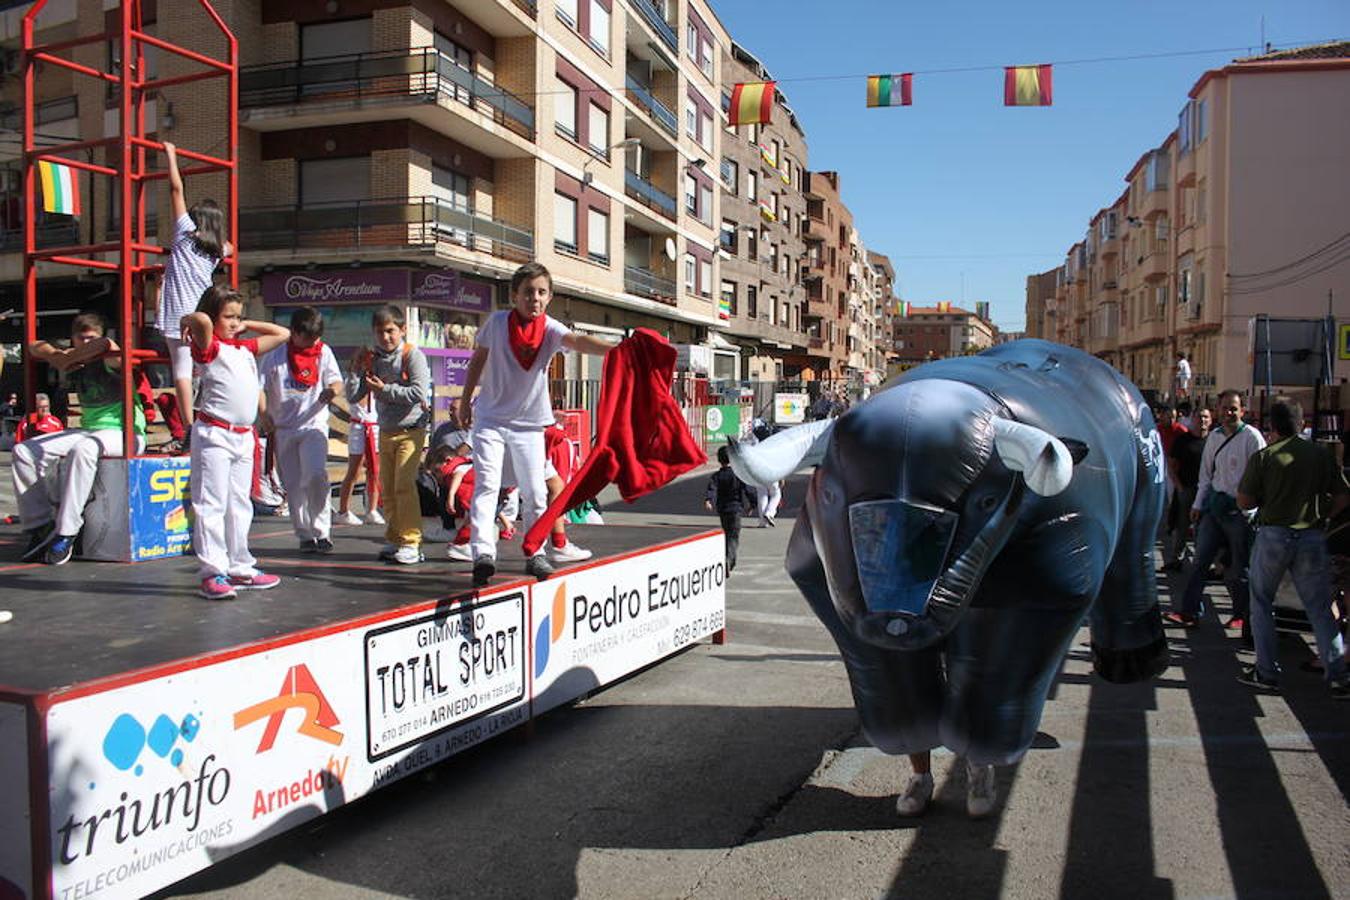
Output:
[757, 481, 782, 521]
[469, 424, 545, 560]
[274, 426, 332, 541]
[191, 422, 258, 579]
[12, 429, 135, 536]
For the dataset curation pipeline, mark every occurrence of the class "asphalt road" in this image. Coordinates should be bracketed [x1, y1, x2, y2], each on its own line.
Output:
[11, 464, 1349, 899]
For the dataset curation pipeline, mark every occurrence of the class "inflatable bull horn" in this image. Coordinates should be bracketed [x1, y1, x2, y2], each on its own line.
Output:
[772, 340, 1168, 767]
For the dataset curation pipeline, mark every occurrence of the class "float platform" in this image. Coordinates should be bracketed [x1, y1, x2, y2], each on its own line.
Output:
[0, 518, 727, 900]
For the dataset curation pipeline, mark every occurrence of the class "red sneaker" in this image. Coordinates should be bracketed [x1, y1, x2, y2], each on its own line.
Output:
[199, 575, 238, 600]
[1224, 617, 1245, 631]
[1162, 611, 1199, 628]
[229, 572, 281, 591]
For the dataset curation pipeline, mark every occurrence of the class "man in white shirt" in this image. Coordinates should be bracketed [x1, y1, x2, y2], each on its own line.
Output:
[1173, 352, 1192, 401]
[1166, 390, 1266, 633]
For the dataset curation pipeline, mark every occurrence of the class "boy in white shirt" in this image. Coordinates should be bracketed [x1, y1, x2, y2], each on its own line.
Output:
[259, 306, 344, 552]
[456, 262, 613, 586]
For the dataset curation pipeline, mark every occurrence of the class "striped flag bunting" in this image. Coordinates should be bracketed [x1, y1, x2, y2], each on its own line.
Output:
[976, 301, 991, 320]
[37, 160, 81, 216]
[1004, 65, 1053, 106]
[867, 73, 913, 107]
[729, 81, 776, 126]
[936, 301, 952, 312]
[718, 294, 731, 320]
[896, 301, 910, 317]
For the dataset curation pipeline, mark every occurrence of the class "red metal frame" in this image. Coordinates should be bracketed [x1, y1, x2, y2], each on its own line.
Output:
[22, 0, 238, 459]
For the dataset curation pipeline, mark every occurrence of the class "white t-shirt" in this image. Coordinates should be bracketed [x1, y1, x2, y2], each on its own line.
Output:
[159, 213, 221, 332]
[259, 342, 342, 432]
[193, 336, 260, 426]
[1175, 357, 1191, 388]
[472, 310, 569, 428]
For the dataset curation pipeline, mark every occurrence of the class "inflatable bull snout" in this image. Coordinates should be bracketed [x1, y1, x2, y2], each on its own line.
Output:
[730, 340, 1167, 765]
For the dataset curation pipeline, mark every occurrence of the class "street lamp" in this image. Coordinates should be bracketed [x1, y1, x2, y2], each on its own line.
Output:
[582, 137, 641, 185]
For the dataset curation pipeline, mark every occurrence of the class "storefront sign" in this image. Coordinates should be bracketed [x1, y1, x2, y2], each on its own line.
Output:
[263, 269, 496, 313]
[774, 392, 808, 425]
[704, 404, 740, 440]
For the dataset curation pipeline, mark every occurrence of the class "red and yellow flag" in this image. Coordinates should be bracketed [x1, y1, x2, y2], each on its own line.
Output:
[1004, 65, 1053, 106]
[936, 301, 952, 312]
[729, 81, 776, 126]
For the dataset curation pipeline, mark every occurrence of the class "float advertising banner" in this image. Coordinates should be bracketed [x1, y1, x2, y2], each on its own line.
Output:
[531, 534, 726, 715]
[44, 587, 529, 900]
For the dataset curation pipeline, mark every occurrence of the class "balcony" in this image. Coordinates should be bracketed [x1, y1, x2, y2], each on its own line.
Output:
[1140, 187, 1168, 220]
[1099, 232, 1119, 257]
[1138, 250, 1169, 282]
[624, 265, 677, 304]
[239, 48, 535, 156]
[623, 168, 677, 222]
[239, 196, 533, 262]
[623, 72, 677, 137]
[627, 0, 678, 53]
[1122, 317, 1167, 348]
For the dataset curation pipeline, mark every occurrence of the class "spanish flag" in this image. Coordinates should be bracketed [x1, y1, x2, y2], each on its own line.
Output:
[936, 301, 952, 312]
[1004, 65, 1053, 106]
[729, 81, 775, 127]
[37, 160, 81, 216]
[867, 73, 912, 107]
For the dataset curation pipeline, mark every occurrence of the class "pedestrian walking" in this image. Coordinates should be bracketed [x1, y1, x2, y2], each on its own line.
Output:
[705, 445, 754, 573]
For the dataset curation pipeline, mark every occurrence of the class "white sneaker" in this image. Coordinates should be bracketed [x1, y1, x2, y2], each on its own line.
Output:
[421, 518, 454, 543]
[966, 762, 996, 819]
[333, 509, 361, 526]
[275, 502, 289, 518]
[546, 541, 593, 564]
[391, 545, 423, 566]
[895, 772, 934, 817]
[365, 509, 385, 525]
[377, 543, 399, 561]
[446, 542, 473, 562]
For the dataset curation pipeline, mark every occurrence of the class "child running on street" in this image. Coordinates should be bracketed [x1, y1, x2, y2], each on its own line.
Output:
[183, 286, 289, 599]
[157, 141, 232, 454]
[259, 306, 344, 553]
[347, 305, 430, 565]
[456, 262, 613, 586]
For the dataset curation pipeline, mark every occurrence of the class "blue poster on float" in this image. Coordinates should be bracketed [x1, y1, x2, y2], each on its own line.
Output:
[127, 455, 193, 561]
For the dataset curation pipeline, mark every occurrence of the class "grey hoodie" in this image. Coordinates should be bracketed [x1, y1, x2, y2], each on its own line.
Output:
[346, 343, 431, 432]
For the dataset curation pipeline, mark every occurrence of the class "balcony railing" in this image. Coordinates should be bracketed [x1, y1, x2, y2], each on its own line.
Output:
[623, 169, 677, 220]
[623, 72, 678, 136]
[239, 196, 533, 261]
[624, 265, 677, 303]
[0, 220, 81, 252]
[509, 0, 537, 17]
[628, 0, 678, 52]
[240, 47, 535, 141]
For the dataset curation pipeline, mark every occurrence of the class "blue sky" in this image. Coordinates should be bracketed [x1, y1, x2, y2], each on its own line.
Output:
[709, 0, 1350, 331]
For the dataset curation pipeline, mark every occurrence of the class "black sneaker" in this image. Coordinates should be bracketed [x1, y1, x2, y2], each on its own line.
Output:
[1236, 664, 1279, 692]
[44, 534, 76, 566]
[472, 554, 496, 587]
[21, 524, 55, 561]
[314, 537, 334, 554]
[525, 553, 555, 581]
[299, 539, 319, 553]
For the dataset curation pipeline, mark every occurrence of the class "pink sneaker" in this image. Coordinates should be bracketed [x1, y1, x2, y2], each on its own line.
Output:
[229, 572, 281, 591]
[200, 575, 238, 600]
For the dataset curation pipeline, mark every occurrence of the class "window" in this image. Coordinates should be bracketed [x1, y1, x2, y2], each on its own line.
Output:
[1195, 99, 1208, 143]
[587, 0, 609, 54]
[699, 260, 712, 298]
[684, 253, 696, 291]
[720, 219, 737, 253]
[555, 79, 577, 139]
[587, 103, 609, 155]
[587, 208, 609, 263]
[720, 157, 737, 192]
[434, 32, 472, 105]
[699, 110, 713, 151]
[746, 170, 758, 202]
[685, 98, 697, 137]
[300, 157, 370, 205]
[721, 280, 737, 316]
[554, 192, 578, 253]
[1146, 150, 1169, 192]
[698, 182, 712, 225]
[747, 284, 758, 317]
[557, 0, 578, 26]
[746, 229, 758, 260]
[431, 165, 471, 211]
[685, 174, 697, 213]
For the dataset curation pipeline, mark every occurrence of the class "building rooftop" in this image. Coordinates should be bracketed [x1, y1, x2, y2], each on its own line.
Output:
[1234, 40, 1350, 62]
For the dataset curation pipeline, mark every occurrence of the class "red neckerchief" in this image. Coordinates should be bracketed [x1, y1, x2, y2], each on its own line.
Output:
[287, 339, 323, 387]
[507, 310, 546, 371]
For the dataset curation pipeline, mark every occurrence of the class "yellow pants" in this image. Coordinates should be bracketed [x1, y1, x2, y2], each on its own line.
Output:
[379, 427, 425, 547]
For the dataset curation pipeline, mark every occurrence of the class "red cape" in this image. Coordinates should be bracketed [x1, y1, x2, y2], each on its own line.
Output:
[522, 328, 705, 555]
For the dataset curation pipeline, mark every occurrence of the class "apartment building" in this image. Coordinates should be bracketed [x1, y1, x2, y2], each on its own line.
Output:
[892, 304, 993, 367]
[1024, 266, 1058, 340]
[794, 169, 850, 378]
[1037, 43, 1350, 404]
[715, 39, 807, 381]
[868, 249, 896, 361]
[3, 0, 736, 386]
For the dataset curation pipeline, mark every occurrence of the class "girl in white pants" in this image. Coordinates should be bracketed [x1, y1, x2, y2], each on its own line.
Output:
[183, 286, 290, 600]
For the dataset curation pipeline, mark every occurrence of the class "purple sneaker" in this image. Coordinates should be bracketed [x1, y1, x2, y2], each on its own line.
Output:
[229, 572, 281, 591]
[200, 575, 238, 600]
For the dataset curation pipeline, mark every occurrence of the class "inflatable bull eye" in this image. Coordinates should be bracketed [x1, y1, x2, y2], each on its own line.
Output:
[730, 339, 1169, 769]
[850, 499, 957, 617]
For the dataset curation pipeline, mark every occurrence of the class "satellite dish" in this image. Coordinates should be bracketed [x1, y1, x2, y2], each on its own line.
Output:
[664, 237, 677, 261]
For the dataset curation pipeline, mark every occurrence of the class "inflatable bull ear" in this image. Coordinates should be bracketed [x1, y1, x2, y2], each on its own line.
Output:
[728, 419, 834, 486]
[991, 418, 1073, 496]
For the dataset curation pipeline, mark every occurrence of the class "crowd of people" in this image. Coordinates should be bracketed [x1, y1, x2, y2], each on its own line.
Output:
[1154, 392, 1349, 701]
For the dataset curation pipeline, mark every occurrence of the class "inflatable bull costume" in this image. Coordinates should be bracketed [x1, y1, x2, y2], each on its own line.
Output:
[730, 340, 1168, 769]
